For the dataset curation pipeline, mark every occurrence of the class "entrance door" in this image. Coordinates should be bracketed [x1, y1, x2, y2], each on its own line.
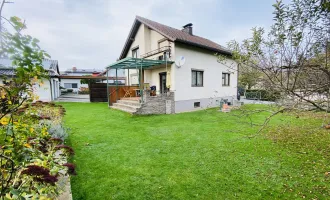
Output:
[159, 72, 167, 93]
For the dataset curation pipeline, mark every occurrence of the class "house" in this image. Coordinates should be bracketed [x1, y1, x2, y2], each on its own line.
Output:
[106, 16, 238, 114]
[0, 58, 61, 101]
[60, 67, 125, 92]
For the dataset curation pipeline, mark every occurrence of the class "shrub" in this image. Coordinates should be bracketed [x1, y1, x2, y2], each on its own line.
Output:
[245, 89, 280, 101]
[41, 120, 68, 141]
[78, 87, 89, 94]
[0, 102, 73, 198]
[67, 89, 73, 93]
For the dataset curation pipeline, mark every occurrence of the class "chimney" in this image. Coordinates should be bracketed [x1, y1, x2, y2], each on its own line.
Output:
[182, 23, 193, 35]
[72, 67, 77, 72]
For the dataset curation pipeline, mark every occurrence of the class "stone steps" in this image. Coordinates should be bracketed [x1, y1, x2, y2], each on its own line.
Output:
[117, 99, 141, 107]
[110, 97, 142, 114]
[110, 105, 136, 114]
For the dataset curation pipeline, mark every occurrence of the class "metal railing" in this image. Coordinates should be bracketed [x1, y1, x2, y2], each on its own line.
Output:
[141, 46, 171, 59]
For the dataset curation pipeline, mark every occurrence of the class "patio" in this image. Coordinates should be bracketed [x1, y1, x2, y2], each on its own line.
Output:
[106, 57, 175, 114]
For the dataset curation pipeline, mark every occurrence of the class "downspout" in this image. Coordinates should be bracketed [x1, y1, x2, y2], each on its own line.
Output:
[166, 52, 168, 92]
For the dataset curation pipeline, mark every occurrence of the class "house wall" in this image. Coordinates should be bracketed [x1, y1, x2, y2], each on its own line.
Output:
[50, 78, 60, 100]
[60, 79, 88, 92]
[143, 66, 173, 93]
[173, 43, 238, 113]
[0, 77, 59, 101]
[124, 24, 175, 88]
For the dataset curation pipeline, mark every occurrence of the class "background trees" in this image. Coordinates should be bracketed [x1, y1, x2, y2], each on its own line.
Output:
[219, 0, 330, 111]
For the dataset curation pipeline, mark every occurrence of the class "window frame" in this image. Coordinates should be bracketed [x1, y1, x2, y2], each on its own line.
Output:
[64, 83, 78, 89]
[191, 70, 204, 87]
[158, 38, 168, 49]
[194, 102, 201, 108]
[132, 46, 139, 58]
[222, 73, 230, 86]
[71, 83, 78, 88]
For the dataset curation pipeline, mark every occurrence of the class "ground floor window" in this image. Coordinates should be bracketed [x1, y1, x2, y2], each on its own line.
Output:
[222, 73, 230, 86]
[192, 70, 203, 87]
[194, 102, 201, 108]
[64, 83, 78, 88]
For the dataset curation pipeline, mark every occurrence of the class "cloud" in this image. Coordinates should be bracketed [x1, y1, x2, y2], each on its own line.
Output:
[2, 0, 274, 71]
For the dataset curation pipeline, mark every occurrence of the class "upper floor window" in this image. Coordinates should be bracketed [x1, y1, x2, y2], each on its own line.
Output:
[158, 39, 168, 49]
[222, 73, 230, 86]
[132, 47, 139, 58]
[192, 70, 203, 87]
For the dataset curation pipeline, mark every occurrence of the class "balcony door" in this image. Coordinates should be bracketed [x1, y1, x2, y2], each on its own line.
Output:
[159, 72, 167, 93]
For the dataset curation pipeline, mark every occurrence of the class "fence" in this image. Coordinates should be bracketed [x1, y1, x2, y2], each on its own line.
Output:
[108, 86, 140, 105]
[89, 83, 107, 102]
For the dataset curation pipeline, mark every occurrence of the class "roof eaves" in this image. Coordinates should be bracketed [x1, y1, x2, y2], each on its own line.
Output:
[119, 16, 176, 60]
[119, 19, 141, 60]
[175, 39, 232, 56]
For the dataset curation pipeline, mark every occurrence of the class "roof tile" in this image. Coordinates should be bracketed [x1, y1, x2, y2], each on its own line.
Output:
[136, 16, 231, 55]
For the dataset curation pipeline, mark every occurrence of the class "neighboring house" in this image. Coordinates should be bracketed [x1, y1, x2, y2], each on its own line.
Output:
[0, 58, 61, 101]
[106, 16, 238, 114]
[99, 69, 126, 85]
[60, 67, 125, 92]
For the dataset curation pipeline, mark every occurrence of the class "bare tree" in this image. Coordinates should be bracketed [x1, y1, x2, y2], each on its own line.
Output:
[219, 0, 330, 112]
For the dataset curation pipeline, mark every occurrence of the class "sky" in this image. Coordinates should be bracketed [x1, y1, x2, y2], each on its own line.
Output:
[3, 0, 278, 71]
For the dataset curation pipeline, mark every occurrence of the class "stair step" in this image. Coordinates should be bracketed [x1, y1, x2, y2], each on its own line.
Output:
[117, 100, 141, 107]
[120, 98, 140, 102]
[110, 105, 136, 114]
[110, 106, 135, 114]
[112, 103, 140, 113]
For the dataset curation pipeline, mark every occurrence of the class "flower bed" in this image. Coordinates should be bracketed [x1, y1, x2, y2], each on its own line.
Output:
[0, 101, 75, 199]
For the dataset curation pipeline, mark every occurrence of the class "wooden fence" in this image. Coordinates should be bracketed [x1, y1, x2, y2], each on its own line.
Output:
[89, 84, 140, 104]
[108, 86, 140, 105]
[89, 83, 107, 102]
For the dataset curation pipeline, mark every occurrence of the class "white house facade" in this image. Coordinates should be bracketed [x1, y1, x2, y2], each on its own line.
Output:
[108, 16, 238, 114]
[0, 59, 61, 102]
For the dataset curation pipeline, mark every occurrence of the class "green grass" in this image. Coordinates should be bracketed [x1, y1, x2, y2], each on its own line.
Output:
[61, 103, 330, 199]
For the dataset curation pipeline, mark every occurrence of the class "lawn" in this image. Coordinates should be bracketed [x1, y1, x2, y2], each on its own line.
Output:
[61, 103, 330, 199]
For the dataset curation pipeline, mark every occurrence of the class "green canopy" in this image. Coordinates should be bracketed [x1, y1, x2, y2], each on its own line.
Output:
[106, 57, 174, 69]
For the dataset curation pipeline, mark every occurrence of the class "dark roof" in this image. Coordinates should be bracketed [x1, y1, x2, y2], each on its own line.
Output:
[0, 68, 14, 76]
[0, 58, 60, 77]
[119, 16, 232, 59]
[63, 69, 103, 73]
[0, 68, 58, 76]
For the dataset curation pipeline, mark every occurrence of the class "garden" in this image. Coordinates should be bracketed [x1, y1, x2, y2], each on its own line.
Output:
[62, 103, 330, 199]
[0, 15, 75, 199]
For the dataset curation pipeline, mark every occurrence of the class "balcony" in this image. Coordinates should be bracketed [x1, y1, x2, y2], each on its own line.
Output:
[140, 46, 171, 59]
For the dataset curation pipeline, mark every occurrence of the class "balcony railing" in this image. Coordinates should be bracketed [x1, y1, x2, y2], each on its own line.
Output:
[141, 46, 171, 59]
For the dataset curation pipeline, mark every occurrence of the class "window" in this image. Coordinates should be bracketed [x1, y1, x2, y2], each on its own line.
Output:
[132, 47, 139, 58]
[194, 102, 200, 108]
[158, 39, 168, 48]
[191, 70, 203, 87]
[222, 73, 230, 86]
[158, 55, 164, 60]
[64, 83, 78, 88]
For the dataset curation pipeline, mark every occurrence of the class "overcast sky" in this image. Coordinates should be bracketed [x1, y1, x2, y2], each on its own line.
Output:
[3, 0, 278, 71]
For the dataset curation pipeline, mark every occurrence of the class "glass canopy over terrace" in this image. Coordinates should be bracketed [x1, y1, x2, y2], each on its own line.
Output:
[105, 57, 174, 104]
[106, 57, 174, 69]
